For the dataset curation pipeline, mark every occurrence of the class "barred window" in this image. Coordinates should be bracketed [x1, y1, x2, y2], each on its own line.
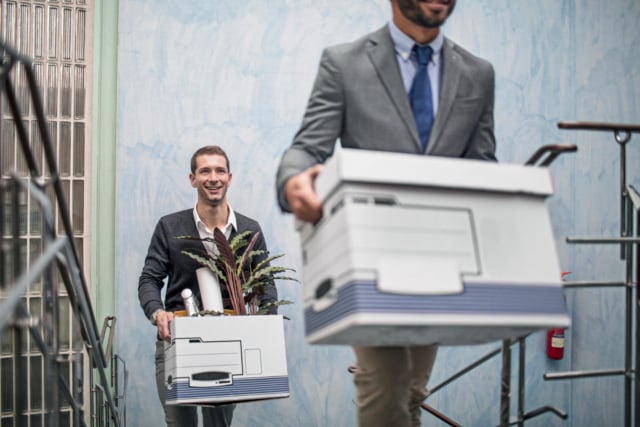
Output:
[0, 1, 93, 424]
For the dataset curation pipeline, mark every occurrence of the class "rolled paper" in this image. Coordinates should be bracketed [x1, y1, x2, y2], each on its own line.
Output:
[196, 267, 224, 312]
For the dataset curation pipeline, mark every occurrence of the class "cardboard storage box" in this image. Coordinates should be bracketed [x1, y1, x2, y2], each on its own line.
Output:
[165, 315, 289, 405]
[299, 149, 570, 346]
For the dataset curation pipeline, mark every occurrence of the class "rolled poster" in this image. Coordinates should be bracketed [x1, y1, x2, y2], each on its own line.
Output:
[196, 267, 224, 312]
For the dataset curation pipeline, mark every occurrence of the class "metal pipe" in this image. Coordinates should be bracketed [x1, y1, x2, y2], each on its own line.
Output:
[557, 121, 640, 134]
[620, 142, 628, 259]
[524, 143, 577, 166]
[566, 237, 640, 244]
[563, 280, 626, 288]
[635, 208, 640, 427]
[544, 368, 626, 380]
[624, 187, 633, 427]
[615, 129, 632, 425]
[500, 340, 511, 427]
[517, 338, 525, 427]
[522, 406, 568, 421]
[420, 403, 463, 427]
[429, 346, 502, 395]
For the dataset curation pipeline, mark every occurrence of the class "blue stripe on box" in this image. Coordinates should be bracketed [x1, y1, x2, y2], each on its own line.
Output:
[304, 281, 567, 335]
[166, 376, 289, 401]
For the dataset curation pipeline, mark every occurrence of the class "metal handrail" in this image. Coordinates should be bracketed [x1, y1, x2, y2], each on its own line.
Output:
[525, 143, 578, 167]
[549, 121, 640, 427]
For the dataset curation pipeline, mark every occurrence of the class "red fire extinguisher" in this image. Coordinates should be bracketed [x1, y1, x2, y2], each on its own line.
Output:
[547, 328, 565, 360]
[547, 272, 570, 360]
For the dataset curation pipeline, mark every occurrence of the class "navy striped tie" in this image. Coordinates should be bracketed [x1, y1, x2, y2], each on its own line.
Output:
[410, 45, 434, 151]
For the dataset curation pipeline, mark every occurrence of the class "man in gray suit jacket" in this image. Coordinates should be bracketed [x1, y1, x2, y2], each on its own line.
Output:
[276, 1, 496, 426]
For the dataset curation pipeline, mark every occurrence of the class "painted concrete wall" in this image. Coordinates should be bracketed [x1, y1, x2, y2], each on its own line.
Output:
[115, 1, 640, 425]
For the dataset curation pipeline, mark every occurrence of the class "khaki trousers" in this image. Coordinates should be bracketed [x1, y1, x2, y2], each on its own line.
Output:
[353, 345, 438, 427]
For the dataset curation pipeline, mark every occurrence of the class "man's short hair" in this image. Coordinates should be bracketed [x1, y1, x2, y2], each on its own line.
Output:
[190, 145, 231, 173]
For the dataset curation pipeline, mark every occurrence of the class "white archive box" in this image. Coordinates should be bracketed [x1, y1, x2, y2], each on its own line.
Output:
[164, 315, 289, 405]
[299, 148, 570, 346]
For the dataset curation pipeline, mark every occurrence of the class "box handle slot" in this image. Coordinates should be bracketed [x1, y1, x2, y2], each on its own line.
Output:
[313, 278, 338, 312]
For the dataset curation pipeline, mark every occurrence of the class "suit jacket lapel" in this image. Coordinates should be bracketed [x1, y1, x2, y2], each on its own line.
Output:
[426, 37, 461, 154]
[367, 26, 422, 149]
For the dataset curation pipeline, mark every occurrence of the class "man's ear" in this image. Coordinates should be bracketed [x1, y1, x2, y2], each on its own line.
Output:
[189, 173, 196, 188]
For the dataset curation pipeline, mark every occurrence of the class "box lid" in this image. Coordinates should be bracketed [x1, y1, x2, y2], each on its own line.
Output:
[315, 149, 554, 201]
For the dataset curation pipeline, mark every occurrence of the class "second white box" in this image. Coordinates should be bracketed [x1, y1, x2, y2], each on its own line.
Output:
[165, 315, 289, 405]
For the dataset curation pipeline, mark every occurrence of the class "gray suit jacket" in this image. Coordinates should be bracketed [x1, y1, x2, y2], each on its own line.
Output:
[277, 25, 497, 211]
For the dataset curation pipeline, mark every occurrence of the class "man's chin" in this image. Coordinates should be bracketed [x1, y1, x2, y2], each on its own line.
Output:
[203, 197, 225, 207]
[397, 0, 455, 29]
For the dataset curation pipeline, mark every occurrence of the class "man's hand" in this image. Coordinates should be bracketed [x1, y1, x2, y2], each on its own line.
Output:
[284, 164, 324, 224]
[155, 310, 175, 342]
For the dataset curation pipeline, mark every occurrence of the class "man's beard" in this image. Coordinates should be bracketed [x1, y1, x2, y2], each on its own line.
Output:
[396, 0, 456, 29]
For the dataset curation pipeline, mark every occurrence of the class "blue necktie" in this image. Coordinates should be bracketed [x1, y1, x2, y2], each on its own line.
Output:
[410, 45, 434, 151]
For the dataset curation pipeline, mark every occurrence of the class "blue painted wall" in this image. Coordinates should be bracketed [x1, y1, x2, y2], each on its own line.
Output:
[115, 1, 640, 425]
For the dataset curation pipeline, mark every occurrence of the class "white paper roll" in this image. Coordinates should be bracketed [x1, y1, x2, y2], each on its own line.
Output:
[196, 267, 224, 312]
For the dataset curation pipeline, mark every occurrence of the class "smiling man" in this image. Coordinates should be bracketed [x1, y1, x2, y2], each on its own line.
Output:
[190, 148, 232, 208]
[276, 0, 496, 425]
[139, 145, 278, 426]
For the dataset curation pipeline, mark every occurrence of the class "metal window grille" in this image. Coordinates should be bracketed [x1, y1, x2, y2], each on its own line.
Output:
[0, 1, 120, 426]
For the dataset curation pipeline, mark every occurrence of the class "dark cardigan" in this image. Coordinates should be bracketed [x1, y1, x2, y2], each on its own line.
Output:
[138, 209, 278, 319]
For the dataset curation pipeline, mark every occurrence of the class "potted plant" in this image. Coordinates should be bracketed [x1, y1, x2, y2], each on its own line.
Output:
[178, 228, 297, 315]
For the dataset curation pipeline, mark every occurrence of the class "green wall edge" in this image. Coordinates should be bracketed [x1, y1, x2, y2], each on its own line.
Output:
[91, 0, 119, 326]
